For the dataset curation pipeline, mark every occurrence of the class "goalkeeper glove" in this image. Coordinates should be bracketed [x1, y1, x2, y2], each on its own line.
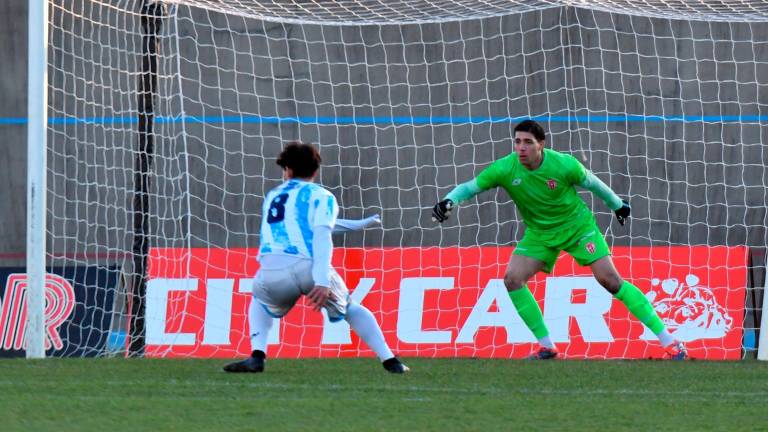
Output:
[614, 199, 631, 226]
[432, 199, 454, 223]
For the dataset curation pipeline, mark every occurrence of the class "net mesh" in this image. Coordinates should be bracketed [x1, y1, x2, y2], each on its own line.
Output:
[35, 0, 768, 358]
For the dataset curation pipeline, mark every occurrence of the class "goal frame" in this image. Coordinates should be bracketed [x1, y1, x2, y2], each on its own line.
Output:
[25, 0, 768, 360]
[26, 0, 49, 359]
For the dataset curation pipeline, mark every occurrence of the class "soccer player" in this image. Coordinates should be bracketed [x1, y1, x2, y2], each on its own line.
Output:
[431, 120, 688, 360]
[224, 142, 409, 373]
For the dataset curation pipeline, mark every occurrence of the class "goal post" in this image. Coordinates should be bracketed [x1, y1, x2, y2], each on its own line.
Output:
[759, 283, 768, 360]
[25, 0, 49, 359]
[26, 0, 768, 359]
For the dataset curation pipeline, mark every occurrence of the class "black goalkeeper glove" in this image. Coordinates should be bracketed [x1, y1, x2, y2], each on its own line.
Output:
[431, 199, 454, 223]
[614, 199, 631, 226]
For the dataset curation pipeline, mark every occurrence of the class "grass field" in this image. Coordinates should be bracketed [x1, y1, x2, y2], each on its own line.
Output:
[1, 358, 767, 431]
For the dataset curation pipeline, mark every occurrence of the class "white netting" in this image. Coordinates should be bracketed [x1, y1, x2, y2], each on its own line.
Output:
[37, 0, 768, 359]
[166, 1, 768, 24]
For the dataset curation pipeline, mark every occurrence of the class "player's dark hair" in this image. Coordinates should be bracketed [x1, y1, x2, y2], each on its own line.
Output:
[514, 120, 546, 142]
[276, 141, 322, 178]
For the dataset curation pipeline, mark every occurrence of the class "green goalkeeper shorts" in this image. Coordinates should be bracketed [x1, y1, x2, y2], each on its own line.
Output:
[512, 219, 610, 273]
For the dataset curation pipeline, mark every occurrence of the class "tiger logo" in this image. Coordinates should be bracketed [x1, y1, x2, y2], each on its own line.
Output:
[645, 274, 732, 341]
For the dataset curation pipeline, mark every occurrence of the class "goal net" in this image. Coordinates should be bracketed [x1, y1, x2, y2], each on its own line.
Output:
[28, 0, 768, 359]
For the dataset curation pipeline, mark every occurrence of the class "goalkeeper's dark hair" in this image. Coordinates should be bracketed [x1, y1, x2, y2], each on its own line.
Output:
[514, 120, 546, 142]
[276, 141, 322, 178]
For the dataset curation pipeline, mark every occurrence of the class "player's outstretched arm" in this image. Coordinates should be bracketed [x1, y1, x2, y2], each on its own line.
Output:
[577, 171, 631, 225]
[432, 179, 483, 223]
[333, 214, 381, 233]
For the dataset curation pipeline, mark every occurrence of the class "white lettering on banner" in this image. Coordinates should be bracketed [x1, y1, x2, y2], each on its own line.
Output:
[321, 278, 376, 344]
[146, 278, 197, 345]
[544, 277, 614, 342]
[455, 279, 535, 343]
[397, 277, 453, 343]
[202, 279, 234, 345]
[147, 276, 629, 346]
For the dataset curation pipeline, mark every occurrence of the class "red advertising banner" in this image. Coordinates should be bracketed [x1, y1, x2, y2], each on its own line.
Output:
[145, 246, 747, 359]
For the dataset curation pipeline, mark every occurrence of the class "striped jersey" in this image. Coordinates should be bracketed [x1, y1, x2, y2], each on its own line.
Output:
[258, 179, 339, 259]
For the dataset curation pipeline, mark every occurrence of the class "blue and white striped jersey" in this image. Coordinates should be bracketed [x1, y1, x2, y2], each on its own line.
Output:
[258, 179, 339, 259]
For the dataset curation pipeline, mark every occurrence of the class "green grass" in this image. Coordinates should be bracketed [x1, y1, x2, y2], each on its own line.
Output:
[1, 358, 767, 431]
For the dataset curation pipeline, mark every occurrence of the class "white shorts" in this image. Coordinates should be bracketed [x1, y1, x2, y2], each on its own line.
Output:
[252, 259, 349, 321]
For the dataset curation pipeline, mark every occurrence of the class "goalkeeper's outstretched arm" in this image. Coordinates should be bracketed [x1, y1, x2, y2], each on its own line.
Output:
[578, 171, 631, 225]
[432, 179, 484, 223]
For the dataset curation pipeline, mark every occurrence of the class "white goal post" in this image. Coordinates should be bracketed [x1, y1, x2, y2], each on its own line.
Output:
[25, 0, 768, 360]
[25, 0, 49, 359]
[759, 283, 768, 360]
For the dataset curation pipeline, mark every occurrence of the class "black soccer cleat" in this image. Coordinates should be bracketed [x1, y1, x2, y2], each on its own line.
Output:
[527, 347, 559, 360]
[223, 351, 265, 373]
[382, 357, 410, 374]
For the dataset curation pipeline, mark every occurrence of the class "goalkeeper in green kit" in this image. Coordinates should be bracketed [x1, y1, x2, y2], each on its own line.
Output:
[432, 120, 688, 360]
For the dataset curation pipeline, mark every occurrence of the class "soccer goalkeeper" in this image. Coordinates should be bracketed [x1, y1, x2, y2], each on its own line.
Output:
[432, 120, 687, 360]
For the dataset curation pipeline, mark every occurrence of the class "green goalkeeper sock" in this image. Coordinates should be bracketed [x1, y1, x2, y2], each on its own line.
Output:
[508, 285, 549, 340]
[614, 280, 665, 335]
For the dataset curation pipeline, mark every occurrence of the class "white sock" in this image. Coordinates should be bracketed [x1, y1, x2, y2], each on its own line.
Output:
[249, 299, 274, 353]
[656, 328, 676, 347]
[538, 336, 555, 350]
[345, 302, 394, 361]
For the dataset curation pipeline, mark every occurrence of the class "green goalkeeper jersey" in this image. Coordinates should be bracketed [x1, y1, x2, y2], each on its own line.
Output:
[474, 148, 592, 231]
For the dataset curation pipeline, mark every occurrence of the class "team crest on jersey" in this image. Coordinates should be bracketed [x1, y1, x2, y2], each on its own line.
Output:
[547, 179, 557, 190]
[512, 178, 522, 186]
[585, 242, 596, 254]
